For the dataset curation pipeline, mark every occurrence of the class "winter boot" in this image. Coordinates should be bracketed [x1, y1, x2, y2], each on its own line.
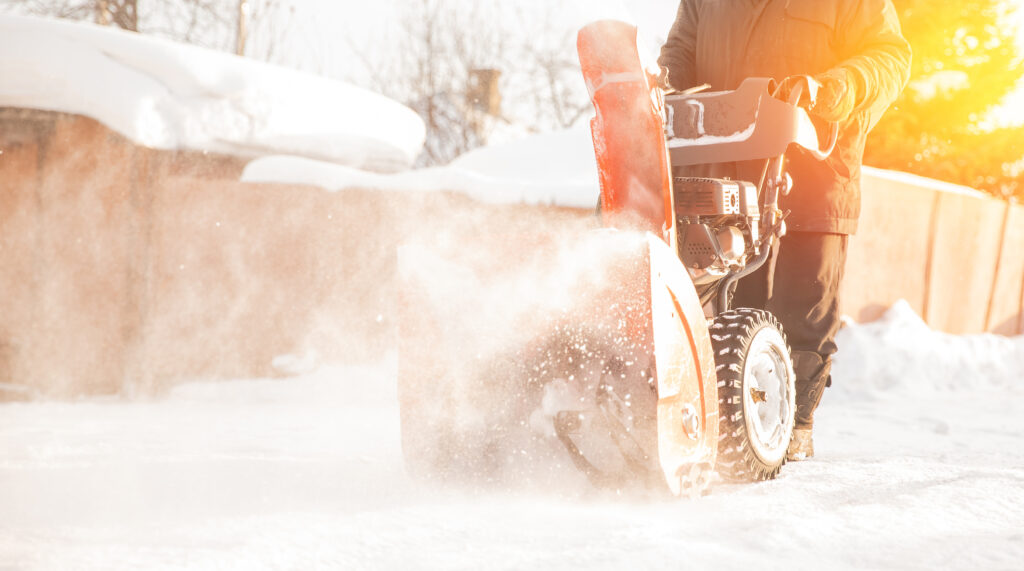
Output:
[787, 351, 831, 461]
[787, 428, 814, 460]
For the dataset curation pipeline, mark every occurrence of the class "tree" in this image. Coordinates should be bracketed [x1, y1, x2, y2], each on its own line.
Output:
[865, 0, 1024, 199]
[348, 0, 511, 165]
[349, 0, 590, 166]
[95, 0, 136, 30]
[4, 0, 134, 29]
[1, 0, 295, 64]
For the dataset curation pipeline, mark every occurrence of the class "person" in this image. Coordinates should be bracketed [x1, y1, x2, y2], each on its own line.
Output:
[658, 0, 912, 459]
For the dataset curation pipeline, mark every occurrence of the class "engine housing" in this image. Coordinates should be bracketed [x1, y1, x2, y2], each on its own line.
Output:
[673, 177, 761, 283]
[673, 177, 759, 219]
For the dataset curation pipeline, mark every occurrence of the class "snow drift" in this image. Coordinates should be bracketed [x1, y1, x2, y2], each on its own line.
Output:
[241, 124, 601, 208]
[832, 300, 1024, 396]
[0, 15, 425, 172]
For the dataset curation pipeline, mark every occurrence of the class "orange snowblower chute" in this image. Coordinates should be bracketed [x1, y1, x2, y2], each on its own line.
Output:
[579, 20, 674, 236]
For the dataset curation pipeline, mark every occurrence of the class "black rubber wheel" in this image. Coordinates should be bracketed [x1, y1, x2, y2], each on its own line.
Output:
[710, 309, 796, 481]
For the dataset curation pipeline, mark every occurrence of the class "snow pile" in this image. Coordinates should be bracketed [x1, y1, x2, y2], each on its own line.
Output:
[832, 300, 1024, 398]
[242, 124, 600, 207]
[0, 15, 425, 172]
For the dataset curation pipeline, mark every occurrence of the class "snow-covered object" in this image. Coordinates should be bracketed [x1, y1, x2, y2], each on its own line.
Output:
[242, 124, 601, 208]
[0, 15, 425, 172]
[861, 166, 988, 198]
[832, 300, 1024, 397]
[239, 118, 984, 212]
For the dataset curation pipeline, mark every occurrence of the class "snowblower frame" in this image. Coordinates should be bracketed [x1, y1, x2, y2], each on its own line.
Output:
[396, 20, 838, 497]
[576, 20, 837, 488]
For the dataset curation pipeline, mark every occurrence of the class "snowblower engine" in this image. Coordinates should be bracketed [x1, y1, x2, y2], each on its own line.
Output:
[674, 176, 761, 285]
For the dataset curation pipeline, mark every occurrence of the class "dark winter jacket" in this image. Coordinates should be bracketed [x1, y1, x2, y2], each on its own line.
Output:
[658, 0, 911, 234]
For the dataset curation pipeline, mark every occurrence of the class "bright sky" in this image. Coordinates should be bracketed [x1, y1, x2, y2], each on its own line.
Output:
[2, 0, 988, 128]
[278, 0, 679, 82]
[281, 0, 1024, 125]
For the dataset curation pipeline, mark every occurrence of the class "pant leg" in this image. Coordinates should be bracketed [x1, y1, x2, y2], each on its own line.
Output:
[766, 231, 848, 428]
[768, 232, 848, 356]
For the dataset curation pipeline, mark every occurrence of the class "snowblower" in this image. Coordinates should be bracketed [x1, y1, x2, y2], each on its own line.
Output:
[396, 20, 839, 497]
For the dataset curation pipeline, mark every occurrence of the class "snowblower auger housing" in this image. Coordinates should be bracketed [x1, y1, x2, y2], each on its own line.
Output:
[396, 20, 837, 496]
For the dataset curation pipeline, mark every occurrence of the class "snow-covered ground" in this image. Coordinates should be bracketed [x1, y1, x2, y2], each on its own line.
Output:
[2, 302, 1022, 570]
[1, 8, 1022, 570]
[0, 14, 425, 172]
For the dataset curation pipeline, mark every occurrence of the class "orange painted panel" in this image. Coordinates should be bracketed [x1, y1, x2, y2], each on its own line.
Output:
[36, 116, 138, 395]
[138, 176, 334, 386]
[0, 138, 41, 392]
[0, 114, 139, 395]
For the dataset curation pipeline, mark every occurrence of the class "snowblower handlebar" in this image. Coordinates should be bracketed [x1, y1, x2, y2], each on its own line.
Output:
[664, 77, 838, 167]
[773, 75, 840, 161]
[775, 74, 819, 107]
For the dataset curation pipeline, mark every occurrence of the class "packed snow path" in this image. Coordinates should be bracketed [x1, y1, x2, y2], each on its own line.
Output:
[1, 303, 1023, 570]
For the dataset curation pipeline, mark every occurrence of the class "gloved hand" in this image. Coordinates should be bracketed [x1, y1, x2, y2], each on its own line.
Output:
[657, 66, 674, 91]
[775, 75, 817, 107]
[810, 68, 858, 123]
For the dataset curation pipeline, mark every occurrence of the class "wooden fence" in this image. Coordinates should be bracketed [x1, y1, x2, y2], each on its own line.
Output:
[842, 168, 1023, 335]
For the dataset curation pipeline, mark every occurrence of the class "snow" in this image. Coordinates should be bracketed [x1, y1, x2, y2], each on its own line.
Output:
[861, 167, 989, 199]
[242, 124, 601, 208]
[0, 15, 425, 172]
[832, 300, 1024, 395]
[239, 132, 993, 211]
[2, 302, 1023, 570]
[2, 6, 1022, 568]
[667, 122, 758, 147]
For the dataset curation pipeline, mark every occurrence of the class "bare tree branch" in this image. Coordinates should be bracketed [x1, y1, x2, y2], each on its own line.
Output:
[0, 0, 297, 64]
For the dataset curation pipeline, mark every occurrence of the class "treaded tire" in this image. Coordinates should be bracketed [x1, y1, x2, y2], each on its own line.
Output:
[710, 309, 796, 481]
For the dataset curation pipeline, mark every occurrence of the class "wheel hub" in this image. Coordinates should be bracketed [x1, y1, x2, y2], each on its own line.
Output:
[743, 329, 794, 463]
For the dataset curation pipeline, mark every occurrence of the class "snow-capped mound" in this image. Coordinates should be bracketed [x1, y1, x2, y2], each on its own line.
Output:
[241, 125, 600, 208]
[832, 300, 1024, 397]
[0, 15, 425, 172]
[447, 124, 600, 206]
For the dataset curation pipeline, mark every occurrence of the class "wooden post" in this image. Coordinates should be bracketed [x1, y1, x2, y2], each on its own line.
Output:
[1019, 231, 1024, 335]
[237, 0, 250, 56]
[921, 191, 942, 327]
[126, 0, 138, 31]
[465, 69, 501, 145]
[984, 199, 1013, 331]
[467, 69, 502, 116]
[96, 0, 110, 26]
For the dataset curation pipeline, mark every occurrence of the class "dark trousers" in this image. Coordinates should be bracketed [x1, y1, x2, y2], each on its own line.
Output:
[732, 231, 849, 428]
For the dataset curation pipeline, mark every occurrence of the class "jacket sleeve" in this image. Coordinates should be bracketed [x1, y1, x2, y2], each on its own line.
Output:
[833, 0, 912, 130]
[657, 0, 699, 91]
